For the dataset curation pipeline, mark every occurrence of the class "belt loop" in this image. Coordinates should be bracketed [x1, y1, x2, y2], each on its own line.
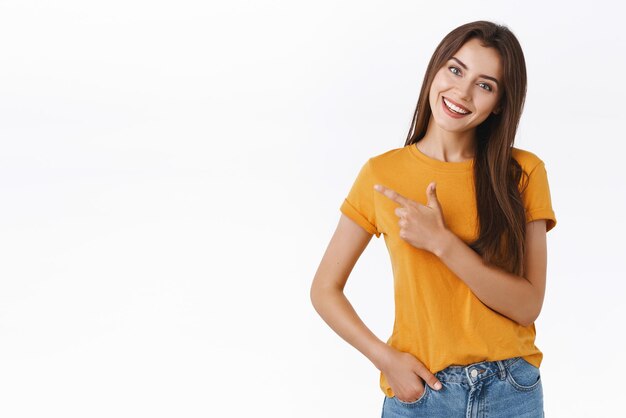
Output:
[496, 360, 507, 380]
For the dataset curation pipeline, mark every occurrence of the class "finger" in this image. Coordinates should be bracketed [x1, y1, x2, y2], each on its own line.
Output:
[374, 184, 411, 207]
[415, 366, 443, 391]
[426, 181, 442, 210]
[394, 207, 407, 218]
[425, 374, 443, 391]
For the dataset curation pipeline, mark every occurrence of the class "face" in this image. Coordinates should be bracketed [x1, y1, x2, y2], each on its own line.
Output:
[428, 37, 503, 135]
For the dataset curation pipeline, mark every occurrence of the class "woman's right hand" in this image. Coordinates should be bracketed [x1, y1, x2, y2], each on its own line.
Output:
[378, 347, 443, 403]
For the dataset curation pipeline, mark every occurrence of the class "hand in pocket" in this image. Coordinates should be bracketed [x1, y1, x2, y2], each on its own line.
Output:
[379, 347, 442, 403]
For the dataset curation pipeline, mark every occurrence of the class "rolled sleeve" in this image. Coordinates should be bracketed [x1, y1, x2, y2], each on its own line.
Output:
[339, 159, 381, 238]
[522, 161, 557, 232]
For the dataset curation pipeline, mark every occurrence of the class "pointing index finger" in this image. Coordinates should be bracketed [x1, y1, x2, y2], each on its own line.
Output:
[374, 184, 411, 207]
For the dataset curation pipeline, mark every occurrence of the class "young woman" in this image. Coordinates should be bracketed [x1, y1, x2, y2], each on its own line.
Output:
[310, 21, 556, 417]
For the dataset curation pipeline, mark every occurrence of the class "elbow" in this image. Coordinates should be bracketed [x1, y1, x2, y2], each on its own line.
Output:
[516, 286, 544, 327]
[517, 317, 535, 328]
[310, 279, 342, 313]
[309, 280, 327, 311]
[517, 307, 541, 327]
[310, 282, 319, 308]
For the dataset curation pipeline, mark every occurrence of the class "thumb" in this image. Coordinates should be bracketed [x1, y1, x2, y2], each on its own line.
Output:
[426, 182, 441, 209]
[416, 365, 443, 391]
[423, 372, 443, 391]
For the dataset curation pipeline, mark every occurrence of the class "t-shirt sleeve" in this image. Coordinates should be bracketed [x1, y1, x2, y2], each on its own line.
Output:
[522, 161, 557, 232]
[339, 158, 381, 238]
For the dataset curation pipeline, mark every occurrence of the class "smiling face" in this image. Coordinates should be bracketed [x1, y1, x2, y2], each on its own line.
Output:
[428, 37, 503, 135]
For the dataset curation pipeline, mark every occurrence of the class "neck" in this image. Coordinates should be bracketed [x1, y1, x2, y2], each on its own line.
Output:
[417, 116, 476, 162]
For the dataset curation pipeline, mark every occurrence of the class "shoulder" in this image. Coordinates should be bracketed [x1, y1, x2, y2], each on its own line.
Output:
[366, 146, 410, 170]
[345, 146, 407, 185]
[511, 146, 546, 174]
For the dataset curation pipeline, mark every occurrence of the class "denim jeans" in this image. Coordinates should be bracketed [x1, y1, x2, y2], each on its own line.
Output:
[381, 356, 544, 418]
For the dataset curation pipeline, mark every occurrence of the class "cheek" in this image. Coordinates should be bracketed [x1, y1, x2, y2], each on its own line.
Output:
[476, 96, 499, 115]
[429, 76, 450, 105]
[431, 74, 452, 92]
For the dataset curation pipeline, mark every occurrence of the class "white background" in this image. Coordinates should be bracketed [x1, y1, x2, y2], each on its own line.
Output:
[0, 1, 624, 417]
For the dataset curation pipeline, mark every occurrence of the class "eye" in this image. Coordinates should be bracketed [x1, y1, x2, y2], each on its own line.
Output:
[448, 66, 461, 76]
[478, 82, 493, 92]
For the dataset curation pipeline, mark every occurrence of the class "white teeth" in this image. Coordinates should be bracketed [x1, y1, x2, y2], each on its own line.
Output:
[443, 97, 469, 114]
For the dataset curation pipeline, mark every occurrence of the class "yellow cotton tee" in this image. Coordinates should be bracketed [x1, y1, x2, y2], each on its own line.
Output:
[339, 143, 557, 398]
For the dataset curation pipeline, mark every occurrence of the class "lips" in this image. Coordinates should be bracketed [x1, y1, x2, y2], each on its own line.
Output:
[442, 96, 472, 116]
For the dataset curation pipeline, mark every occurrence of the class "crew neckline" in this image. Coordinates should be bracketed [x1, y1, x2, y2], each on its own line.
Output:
[407, 142, 474, 172]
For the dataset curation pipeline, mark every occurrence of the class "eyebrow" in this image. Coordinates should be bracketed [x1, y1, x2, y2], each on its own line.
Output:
[450, 57, 500, 87]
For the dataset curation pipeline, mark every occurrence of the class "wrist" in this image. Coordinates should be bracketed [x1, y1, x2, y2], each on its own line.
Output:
[370, 342, 394, 371]
[433, 228, 456, 258]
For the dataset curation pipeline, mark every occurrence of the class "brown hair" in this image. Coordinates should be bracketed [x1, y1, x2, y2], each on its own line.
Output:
[405, 20, 529, 276]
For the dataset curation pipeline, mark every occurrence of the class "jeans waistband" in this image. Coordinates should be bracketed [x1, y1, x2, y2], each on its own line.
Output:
[434, 356, 522, 385]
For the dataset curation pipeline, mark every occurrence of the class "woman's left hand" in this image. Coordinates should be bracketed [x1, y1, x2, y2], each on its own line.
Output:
[374, 182, 449, 254]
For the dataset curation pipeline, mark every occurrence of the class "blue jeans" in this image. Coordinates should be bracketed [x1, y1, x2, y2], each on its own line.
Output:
[381, 356, 544, 418]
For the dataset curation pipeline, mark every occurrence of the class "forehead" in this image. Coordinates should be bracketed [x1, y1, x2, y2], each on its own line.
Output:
[450, 38, 502, 79]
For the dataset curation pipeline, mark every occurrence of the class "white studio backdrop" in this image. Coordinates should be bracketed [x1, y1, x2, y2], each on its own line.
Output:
[0, 1, 623, 417]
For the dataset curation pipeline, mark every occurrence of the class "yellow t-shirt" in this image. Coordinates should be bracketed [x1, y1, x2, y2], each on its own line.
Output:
[339, 143, 557, 398]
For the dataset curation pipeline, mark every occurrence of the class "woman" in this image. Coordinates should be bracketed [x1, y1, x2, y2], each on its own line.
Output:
[310, 20, 556, 417]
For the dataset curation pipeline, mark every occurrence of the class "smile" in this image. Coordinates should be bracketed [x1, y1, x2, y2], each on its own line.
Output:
[443, 97, 471, 115]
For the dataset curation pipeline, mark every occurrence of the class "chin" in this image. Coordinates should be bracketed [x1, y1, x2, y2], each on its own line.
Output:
[433, 115, 472, 133]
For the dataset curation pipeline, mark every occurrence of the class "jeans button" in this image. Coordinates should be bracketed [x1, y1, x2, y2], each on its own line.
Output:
[470, 369, 478, 378]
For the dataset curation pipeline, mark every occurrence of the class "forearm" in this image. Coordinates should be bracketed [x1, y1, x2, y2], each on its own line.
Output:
[434, 230, 539, 326]
[310, 286, 390, 370]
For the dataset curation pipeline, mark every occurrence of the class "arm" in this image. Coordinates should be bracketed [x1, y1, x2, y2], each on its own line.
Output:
[309, 214, 390, 370]
[434, 219, 548, 327]
[310, 214, 444, 398]
[373, 182, 550, 327]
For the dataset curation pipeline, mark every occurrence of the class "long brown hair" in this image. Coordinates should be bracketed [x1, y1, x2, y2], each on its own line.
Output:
[405, 20, 529, 276]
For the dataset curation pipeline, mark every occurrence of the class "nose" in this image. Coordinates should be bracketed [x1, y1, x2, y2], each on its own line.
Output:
[457, 78, 473, 102]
